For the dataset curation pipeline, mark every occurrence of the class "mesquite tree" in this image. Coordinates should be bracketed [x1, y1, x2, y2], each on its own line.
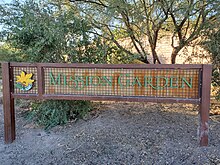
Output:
[69, 0, 219, 64]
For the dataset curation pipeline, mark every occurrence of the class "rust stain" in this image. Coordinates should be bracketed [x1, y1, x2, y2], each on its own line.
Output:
[68, 71, 75, 89]
[161, 69, 167, 97]
[112, 72, 120, 95]
[186, 70, 198, 99]
[83, 70, 89, 93]
[96, 70, 103, 93]
[96, 70, 102, 77]
[176, 70, 182, 98]
[83, 70, 89, 79]
[48, 86, 55, 94]
[151, 70, 157, 97]
[140, 71, 145, 96]
[134, 70, 140, 96]
[178, 70, 185, 98]
[195, 73, 199, 98]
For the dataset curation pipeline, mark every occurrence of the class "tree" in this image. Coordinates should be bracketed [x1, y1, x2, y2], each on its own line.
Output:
[69, 0, 220, 64]
[0, 0, 106, 128]
[0, 0, 108, 63]
[202, 18, 220, 100]
[70, 0, 169, 64]
[168, 0, 220, 63]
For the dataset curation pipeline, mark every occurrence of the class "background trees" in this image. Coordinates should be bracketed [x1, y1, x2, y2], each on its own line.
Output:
[0, 0, 110, 63]
[1, 0, 220, 64]
[70, 0, 220, 64]
[0, 0, 101, 128]
[202, 17, 220, 100]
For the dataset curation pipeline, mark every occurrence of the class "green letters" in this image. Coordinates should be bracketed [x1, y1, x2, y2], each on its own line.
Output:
[118, 74, 131, 88]
[48, 71, 194, 91]
[49, 72, 61, 85]
[170, 77, 179, 88]
[181, 77, 193, 88]
[90, 76, 101, 86]
[101, 76, 113, 86]
[152, 76, 168, 90]
[132, 77, 142, 87]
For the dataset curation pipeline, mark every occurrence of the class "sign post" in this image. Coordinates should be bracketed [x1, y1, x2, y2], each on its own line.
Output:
[1, 62, 212, 146]
[199, 65, 212, 146]
[2, 63, 15, 143]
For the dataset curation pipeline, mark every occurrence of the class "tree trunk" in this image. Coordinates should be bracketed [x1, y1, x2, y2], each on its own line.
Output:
[171, 49, 177, 64]
[171, 47, 182, 64]
[151, 46, 161, 64]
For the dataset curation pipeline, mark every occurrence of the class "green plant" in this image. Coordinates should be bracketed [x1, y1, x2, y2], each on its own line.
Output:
[74, 0, 220, 64]
[0, 0, 105, 129]
[202, 23, 220, 101]
[212, 69, 220, 100]
[26, 100, 92, 129]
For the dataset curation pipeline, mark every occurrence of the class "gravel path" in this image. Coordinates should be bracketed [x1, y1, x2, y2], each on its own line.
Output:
[0, 102, 220, 165]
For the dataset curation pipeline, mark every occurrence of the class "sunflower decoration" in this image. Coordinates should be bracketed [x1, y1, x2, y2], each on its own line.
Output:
[15, 71, 35, 91]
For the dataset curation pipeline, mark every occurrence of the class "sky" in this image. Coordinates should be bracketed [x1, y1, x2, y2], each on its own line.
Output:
[0, 0, 12, 32]
[0, 0, 12, 45]
[0, 0, 12, 4]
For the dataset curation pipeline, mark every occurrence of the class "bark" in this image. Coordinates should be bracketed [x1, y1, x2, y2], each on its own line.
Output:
[151, 47, 161, 64]
[171, 47, 182, 64]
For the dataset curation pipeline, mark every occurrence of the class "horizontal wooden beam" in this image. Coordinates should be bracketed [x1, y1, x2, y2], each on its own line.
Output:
[9, 62, 204, 69]
[12, 93, 200, 104]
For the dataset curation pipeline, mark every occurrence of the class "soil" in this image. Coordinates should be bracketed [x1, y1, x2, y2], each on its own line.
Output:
[0, 102, 220, 165]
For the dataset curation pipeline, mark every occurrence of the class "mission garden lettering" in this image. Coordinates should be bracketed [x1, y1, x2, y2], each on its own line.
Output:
[49, 72, 192, 90]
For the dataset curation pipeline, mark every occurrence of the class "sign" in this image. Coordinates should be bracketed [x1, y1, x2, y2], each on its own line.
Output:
[46, 68, 198, 98]
[2, 62, 212, 146]
[15, 71, 34, 91]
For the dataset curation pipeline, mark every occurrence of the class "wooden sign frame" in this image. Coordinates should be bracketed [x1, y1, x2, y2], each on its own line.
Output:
[1, 62, 212, 146]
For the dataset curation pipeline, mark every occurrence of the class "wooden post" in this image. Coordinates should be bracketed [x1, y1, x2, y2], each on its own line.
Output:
[37, 64, 44, 99]
[199, 64, 212, 146]
[2, 62, 15, 143]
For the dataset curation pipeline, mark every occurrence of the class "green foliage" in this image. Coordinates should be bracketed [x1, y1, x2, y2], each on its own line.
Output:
[203, 28, 220, 100]
[213, 69, 220, 100]
[0, 44, 15, 61]
[26, 100, 92, 129]
[75, 0, 220, 64]
[0, 0, 98, 128]
[0, 44, 14, 78]
[107, 45, 138, 64]
[0, 0, 108, 63]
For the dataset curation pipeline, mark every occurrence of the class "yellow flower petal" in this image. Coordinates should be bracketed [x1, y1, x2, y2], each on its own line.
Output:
[16, 75, 22, 83]
[26, 73, 33, 79]
[16, 71, 34, 87]
[21, 71, 25, 78]
[16, 75, 21, 79]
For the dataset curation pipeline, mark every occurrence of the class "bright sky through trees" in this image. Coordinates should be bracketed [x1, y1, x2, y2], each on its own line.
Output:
[0, 0, 12, 4]
[0, 0, 12, 32]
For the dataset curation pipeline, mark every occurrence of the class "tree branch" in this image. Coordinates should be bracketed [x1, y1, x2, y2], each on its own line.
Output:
[69, 0, 108, 8]
[120, 8, 147, 59]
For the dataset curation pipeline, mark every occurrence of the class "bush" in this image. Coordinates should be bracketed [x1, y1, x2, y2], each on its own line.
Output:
[212, 69, 220, 100]
[0, 0, 105, 129]
[26, 100, 92, 129]
[202, 28, 220, 101]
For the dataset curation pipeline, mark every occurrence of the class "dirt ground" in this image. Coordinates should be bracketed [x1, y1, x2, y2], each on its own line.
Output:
[0, 102, 220, 165]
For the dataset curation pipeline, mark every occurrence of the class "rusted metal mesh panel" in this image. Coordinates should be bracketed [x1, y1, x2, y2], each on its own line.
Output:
[13, 67, 37, 94]
[44, 68, 200, 99]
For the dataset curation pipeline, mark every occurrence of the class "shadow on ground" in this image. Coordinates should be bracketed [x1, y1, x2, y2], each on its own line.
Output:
[0, 102, 220, 165]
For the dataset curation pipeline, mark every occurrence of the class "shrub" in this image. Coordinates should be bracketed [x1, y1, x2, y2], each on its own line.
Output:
[202, 28, 220, 101]
[26, 100, 92, 129]
[0, 0, 104, 129]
